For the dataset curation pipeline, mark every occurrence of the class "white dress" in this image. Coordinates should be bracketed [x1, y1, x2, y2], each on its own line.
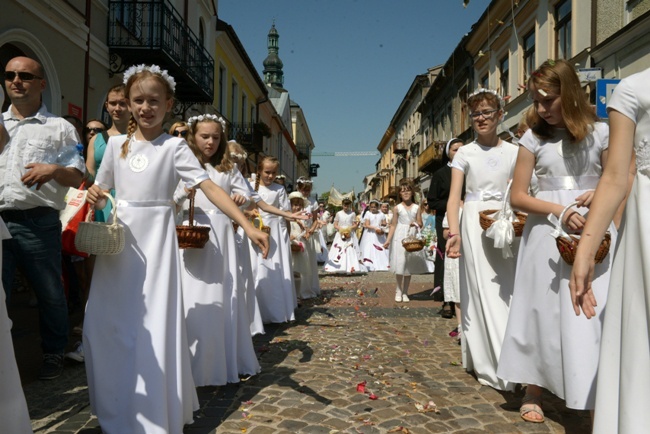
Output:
[324, 210, 367, 273]
[254, 183, 296, 323]
[451, 140, 518, 391]
[593, 68, 650, 433]
[176, 166, 260, 386]
[389, 204, 429, 275]
[359, 211, 390, 271]
[316, 210, 330, 263]
[85, 135, 202, 434]
[497, 124, 613, 410]
[442, 211, 461, 303]
[290, 220, 312, 299]
[0, 219, 33, 434]
[301, 199, 321, 296]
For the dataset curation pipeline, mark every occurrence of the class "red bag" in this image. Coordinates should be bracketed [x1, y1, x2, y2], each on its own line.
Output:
[60, 182, 92, 258]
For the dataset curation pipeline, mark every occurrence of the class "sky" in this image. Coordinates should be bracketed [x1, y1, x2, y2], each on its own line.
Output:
[218, 0, 488, 199]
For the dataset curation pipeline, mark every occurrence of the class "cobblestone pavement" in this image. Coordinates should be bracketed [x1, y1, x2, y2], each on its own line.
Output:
[18, 272, 592, 433]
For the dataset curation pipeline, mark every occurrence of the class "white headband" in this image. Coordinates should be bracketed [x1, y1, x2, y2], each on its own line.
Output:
[297, 177, 313, 185]
[187, 114, 227, 133]
[445, 138, 462, 157]
[230, 151, 247, 160]
[123, 64, 176, 92]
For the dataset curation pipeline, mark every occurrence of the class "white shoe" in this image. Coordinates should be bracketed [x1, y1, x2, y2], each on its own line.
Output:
[65, 342, 84, 363]
[402, 293, 410, 302]
[395, 289, 403, 302]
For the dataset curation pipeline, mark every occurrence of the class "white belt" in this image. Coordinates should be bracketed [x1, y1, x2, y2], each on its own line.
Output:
[464, 190, 504, 202]
[184, 208, 221, 216]
[116, 199, 173, 207]
[536, 175, 600, 191]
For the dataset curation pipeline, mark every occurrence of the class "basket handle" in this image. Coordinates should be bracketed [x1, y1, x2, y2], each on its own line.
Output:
[87, 193, 118, 227]
[551, 201, 579, 240]
[188, 189, 196, 228]
[500, 179, 514, 216]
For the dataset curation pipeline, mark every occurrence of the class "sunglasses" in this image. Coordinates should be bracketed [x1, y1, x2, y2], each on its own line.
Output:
[85, 127, 104, 134]
[4, 71, 43, 81]
[172, 130, 188, 137]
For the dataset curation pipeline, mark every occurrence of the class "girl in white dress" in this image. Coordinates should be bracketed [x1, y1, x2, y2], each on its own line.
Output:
[359, 200, 390, 271]
[324, 199, 367, 273]
[445, 88, 518, 392]
[497, 60, 617, 421]
[84, 65, 269, 434]
[296, 177, 321, 297]
[288, 192, 312, 299]
[384, 179, 430, 302]
[570, 67, 650, 434]
[253, 156, 297, 323]
[175, 114, 260, 386]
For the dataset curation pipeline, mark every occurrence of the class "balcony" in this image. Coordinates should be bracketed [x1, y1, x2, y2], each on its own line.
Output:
[108, 0, 214, 104]
[418, 141, 446, 173]
[393, 139, 408, 154]
[228, 122, 269, 154]
[296, 144, 310, 161]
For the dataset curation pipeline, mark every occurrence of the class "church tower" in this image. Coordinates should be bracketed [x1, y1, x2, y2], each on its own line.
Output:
[263, 23, 285, 89]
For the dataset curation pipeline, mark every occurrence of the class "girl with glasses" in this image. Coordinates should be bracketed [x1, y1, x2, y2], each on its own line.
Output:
[445, 88, 518, 392]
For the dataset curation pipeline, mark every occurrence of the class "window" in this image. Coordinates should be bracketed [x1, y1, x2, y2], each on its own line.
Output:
[523, 30, 535, 81]
[555, 0, 572, 60]
[199, 20, 205, 47]
[499, 55, 509, 97]
[218, 66, 225, 113]
[481, 73, 489, 90]
[241, 94, 247, 123]
[231, 81, 238, 123]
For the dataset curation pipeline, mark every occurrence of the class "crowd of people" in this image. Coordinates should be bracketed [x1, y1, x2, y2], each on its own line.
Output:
[1, 54, 648, 433]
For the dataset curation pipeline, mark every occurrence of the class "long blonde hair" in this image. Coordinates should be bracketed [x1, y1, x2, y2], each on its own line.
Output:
[120, 70, 174, 158]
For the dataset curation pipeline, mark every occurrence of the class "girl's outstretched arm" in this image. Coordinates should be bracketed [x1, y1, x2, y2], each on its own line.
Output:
[256, 200, 307, 220]
[199, 179, 269, 258]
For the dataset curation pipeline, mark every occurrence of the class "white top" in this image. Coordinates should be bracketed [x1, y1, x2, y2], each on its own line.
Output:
[0, 104, 84, 210]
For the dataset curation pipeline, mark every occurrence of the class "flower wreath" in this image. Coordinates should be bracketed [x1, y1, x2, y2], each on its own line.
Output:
[123, 64, 176, 92]
[187, 114, 227, 133]
[230, 151, 248, 160]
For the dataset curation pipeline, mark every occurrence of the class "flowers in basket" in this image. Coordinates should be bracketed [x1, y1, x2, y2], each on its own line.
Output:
[421, 226, 440, 261]
[339, 226, 352, 240]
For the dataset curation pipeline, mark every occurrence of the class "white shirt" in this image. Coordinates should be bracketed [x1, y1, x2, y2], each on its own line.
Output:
[0, 104, 84, 211]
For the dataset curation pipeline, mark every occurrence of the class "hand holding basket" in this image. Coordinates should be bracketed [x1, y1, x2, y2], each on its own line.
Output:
[402, 225, 425, 252]
[551, 201, 611, 265]
[176, 190, 211, 249]
[75, 194, 125, 255]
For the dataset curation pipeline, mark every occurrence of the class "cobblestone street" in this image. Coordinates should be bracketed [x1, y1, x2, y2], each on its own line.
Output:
[16, 272, 592, 433]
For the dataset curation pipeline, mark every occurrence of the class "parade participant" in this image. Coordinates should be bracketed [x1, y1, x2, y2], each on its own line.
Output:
[428, 138, 463, 311]
[315, 200, 330, 263]
[569, 67, 648, 434]
[383, 179, 429, 302]
[497, 59, 617, 422]
[253, 156, 301, 321]
[169, 120, 189, 138]
[442, 208, 462, 342]
[1, 56, 85, 380]
[175, 113, 259, 386]
[445, 88, 518, 391]
[359, 199, 389, 271]
[296, 177, 321, 297]
[288, 191, 311, 299]
[324, 198, 366, 274]
[83, 64, 269, 434]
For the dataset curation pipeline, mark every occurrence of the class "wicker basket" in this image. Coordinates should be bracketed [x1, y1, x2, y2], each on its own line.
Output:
[554, 201, 611, 265]
[176, 190, 211, 249]
[75, 194, 125, 255]
[402, 226, 425, 252]
[479, 209, 527, 236]
[291, 242, 303, 252]
[478, 180, 527, 236]
[252, 214, 271, 234]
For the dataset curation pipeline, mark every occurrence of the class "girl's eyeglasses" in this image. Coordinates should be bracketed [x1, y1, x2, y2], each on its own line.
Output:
[469, 109, 498, 120]
[172, 130, 188, 137]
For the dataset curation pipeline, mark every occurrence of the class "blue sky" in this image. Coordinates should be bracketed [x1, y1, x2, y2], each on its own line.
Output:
[219, 0, 487, 198]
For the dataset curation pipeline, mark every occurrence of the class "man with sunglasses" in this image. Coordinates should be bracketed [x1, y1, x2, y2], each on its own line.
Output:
[1, 56, 85, 380]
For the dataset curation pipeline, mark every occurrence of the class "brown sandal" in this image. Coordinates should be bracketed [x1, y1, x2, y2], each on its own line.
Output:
[520, 394, 544, 423]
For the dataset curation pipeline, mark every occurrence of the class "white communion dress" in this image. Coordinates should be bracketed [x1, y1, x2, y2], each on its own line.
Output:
[451, 140, 518, 391]
[592, 68, 650, 434]
[84, 135, 201, 434]
[389, 204, 429, 275]
[324, 210, 367, 274]
[359, 211, 390, 271]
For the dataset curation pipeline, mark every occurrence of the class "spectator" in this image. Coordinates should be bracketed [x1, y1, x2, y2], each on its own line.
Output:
[1, 56, 85, 380]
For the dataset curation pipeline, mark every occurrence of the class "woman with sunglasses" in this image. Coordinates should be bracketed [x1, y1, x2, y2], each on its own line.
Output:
[169, 121, 189, 138]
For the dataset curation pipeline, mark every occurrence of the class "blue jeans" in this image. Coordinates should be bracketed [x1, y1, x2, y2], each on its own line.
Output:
[2, 210, 68, 354]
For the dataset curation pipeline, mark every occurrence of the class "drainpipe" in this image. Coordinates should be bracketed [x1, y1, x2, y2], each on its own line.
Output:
[82, 0, 91, 123]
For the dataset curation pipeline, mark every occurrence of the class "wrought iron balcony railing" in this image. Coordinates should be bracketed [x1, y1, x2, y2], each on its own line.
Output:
[296, 144, 310, 161]
[229, 122, 268, 154]
[108, 0, 214, 104]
